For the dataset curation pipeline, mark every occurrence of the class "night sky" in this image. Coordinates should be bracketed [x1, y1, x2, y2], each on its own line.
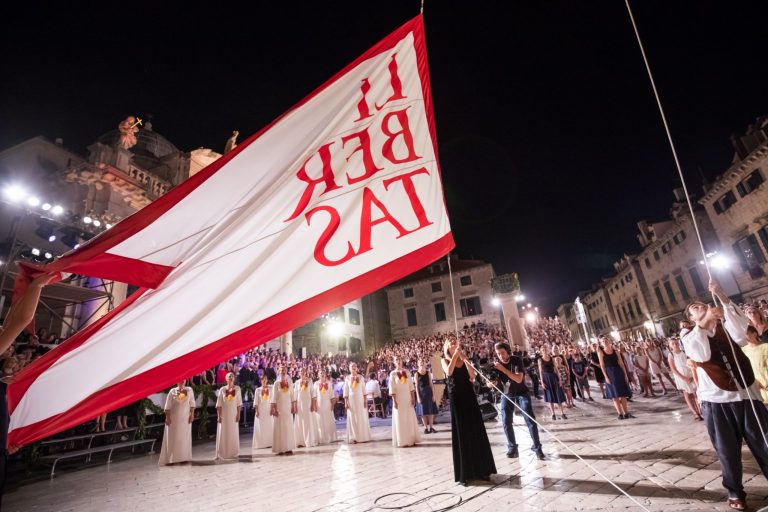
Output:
[2, 1, 767, 313]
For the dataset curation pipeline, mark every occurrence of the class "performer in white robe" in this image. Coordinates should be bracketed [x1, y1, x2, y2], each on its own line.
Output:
[215, 372, 242, 460]
[271, 365, 297, 454]
[314, 369, 337, 444]
[389, 357, 420, 447]
[294, 368, 319, 447]
[343, 362, 371, 443]
[252, 374, 274, 450]
[159, 380, 195, 465]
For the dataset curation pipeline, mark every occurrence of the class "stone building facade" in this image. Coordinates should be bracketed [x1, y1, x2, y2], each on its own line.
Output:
[581, 281, 616, 337]
[633, 202, 725, 334]
[603, 255, 655, 340]
[573, 116, 768, 338]
[699, 116, 768, 301]
[291, 299, 367, 357]
[0, 120, 205, 336]
[386, 256, 499, 339]
[556, 301, 587, 344]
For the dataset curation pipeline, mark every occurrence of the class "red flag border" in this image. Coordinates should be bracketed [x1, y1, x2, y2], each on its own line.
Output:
[8, 14, 454, 447]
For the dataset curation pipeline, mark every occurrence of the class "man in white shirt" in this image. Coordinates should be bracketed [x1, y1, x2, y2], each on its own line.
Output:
[681, 279, 768, 510]
[365, 373, 382, 418]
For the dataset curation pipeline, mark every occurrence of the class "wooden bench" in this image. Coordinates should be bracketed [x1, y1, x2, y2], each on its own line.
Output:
[38, 438, 157, 477]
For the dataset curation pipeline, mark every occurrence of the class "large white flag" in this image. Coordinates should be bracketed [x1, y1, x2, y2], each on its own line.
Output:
[8, 15, 453, 447]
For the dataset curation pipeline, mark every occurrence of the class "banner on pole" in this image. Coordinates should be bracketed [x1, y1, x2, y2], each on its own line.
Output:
[8, 15, 453, 448]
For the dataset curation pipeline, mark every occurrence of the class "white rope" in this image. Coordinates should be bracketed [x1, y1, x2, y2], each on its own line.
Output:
[463, 359, 652, 512]
[443, 257, 649, 510]
[625, 0, 768, 449]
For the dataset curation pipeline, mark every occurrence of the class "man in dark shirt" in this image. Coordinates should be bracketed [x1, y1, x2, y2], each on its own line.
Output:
[489, 342, 544, 460]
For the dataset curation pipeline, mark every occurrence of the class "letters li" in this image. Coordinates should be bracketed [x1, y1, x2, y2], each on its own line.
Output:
[284, 53, 434, 266]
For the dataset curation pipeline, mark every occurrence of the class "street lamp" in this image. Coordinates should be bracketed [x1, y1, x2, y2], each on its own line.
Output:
[325, 318, 344, 337]
[492, 297, 501, 307]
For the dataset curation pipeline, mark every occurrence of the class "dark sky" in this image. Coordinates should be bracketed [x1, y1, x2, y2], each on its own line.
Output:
[2, 1, 767, 314]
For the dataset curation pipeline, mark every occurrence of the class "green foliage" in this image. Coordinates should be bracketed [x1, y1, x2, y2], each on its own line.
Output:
[190, 383, 218, 440]
[136, 398, 165, 440]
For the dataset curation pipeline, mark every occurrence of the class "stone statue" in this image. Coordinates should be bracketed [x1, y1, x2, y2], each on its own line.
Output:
[224, 130, 239, 154]
[118, 116, 141, 149]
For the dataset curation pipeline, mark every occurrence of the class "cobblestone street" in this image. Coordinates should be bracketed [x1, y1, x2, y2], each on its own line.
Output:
[5, 392, 767, 512]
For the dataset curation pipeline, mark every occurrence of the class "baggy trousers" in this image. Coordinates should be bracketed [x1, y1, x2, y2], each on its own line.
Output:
[702, 399, 768, 499]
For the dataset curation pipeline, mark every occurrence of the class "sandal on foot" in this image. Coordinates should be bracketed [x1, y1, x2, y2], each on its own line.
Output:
[727, 497, 746, 510]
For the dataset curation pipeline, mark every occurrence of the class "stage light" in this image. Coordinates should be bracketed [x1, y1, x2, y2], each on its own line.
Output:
[524, 311, 537, 323]
[60, 226, 82, 248]
[35, 218, 57, 242]
[492, 297, 501, 307]
[42, 203, 52, 211]
[526, 303, 532, 308]
[48, 235, 56, 242]
[27, 196, 40, 207]
[83, 216, 92, 224]
[44, 252, 53, 259]
[610, 330, 620, 341]
[106, 223, 112, 229]
[31, 248, 41, 256]
[326, 318, 344, 337]
[710, 254, 731, 270]
[93, 219, 101, 227]
[4, 185, 26, 202]
[51, 205, 64, 215]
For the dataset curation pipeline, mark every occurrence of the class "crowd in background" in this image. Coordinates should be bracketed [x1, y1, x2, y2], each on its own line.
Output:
[3, 299, 767, 433]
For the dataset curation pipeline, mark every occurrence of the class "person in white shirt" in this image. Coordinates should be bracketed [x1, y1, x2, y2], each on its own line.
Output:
[252, 374, 273, 450]
[270, 365, 297, 455]
[388, 356, 420, 447]
[343, 363, 371, 443]
[681, 279, 768, 511]
[314, 369, 337, 444]
[215, 372, 242, 460]
[159, 380, 195, 465]
[365, 373, 382, 418]
[293, 367, 319, 448]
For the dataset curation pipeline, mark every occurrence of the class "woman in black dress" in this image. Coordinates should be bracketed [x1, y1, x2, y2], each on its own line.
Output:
[598, 336, 633, 420]
[441, 339, 496, 486]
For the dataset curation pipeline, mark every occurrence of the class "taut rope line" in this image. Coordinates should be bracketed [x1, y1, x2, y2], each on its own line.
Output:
[625, 0, 768, 448]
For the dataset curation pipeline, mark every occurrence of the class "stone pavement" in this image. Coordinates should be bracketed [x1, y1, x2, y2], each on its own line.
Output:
[4, 392, 767, 512]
